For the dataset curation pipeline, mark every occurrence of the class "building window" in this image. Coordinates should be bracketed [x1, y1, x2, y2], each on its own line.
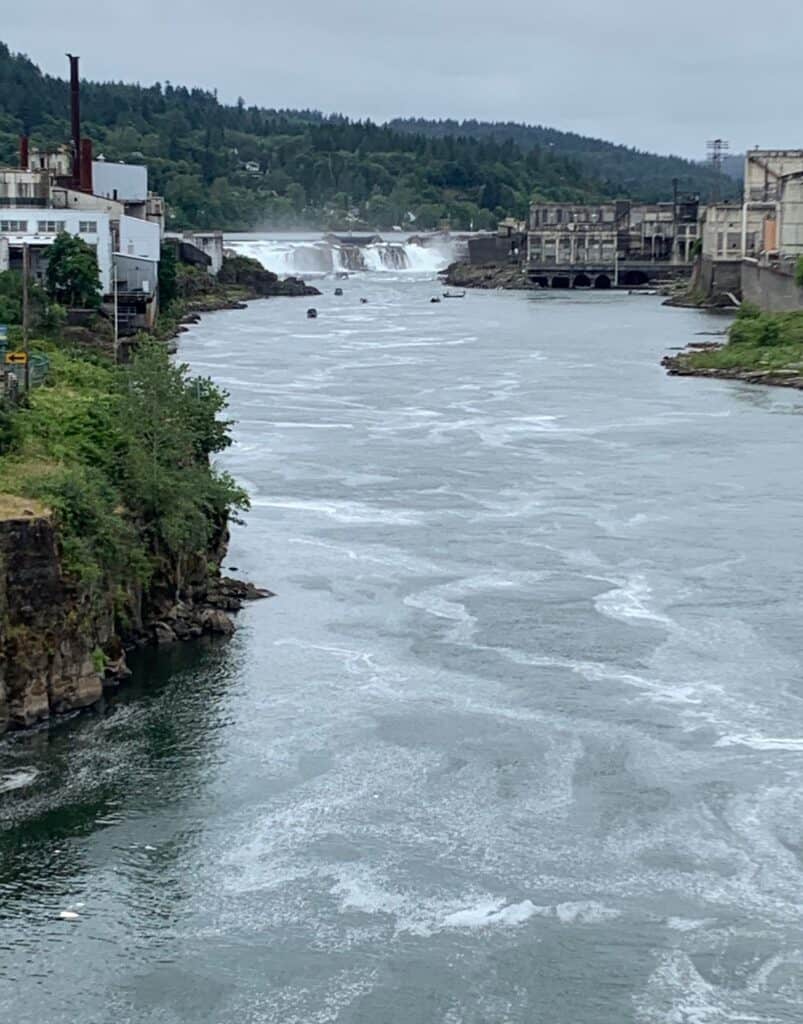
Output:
[79, 220, 98, 233]
[37, 220, 66, 233]
[0, 220, 27, 232]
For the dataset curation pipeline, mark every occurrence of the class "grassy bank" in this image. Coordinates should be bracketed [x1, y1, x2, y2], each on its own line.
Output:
[664, 306, 803, 383]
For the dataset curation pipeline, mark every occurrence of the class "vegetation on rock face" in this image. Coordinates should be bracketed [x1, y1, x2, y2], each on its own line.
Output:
[158, 243, 178, 307]
[45, 232, 102, 309]
[0, 41, 727, 232]
[0, 336, 247, 605]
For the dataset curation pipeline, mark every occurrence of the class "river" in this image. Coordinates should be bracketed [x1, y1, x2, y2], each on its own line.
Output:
[2, 265, 803, 1023]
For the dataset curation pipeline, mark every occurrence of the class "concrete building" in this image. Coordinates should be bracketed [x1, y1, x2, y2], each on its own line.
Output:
[0, 167, 51, 209]
[526, 199, 699, 287]
[187, 231, 224, 276]
[92, 159, 166, 234]
[0, 209, 113, 292]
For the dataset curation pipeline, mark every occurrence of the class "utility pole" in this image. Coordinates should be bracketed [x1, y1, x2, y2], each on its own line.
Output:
[113, 262, 119, 364]
[706, 139, 730, 203]
[22, 243, 30, 391]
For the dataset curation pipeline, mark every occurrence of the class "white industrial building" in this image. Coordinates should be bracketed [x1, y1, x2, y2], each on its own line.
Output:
[0, 209, 114, 292]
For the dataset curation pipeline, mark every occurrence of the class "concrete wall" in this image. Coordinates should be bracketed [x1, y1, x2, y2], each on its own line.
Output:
[187, 232, 224, 276]
[745, 150, 803, 201]
[50, 186, 124, 219]
[92, 162, 148, 202]
[120, 215, 160, 262]
[741, 261, 803, 312]
[468, 235, 517, 265]
[698, 256, 742, 299]
[780, 177, 803, 254]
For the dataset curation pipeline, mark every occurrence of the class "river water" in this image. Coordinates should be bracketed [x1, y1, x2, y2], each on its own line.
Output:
[2, 271, 803, 1023]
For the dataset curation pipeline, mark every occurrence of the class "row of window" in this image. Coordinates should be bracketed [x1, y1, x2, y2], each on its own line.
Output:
[0, 219, 98, 234]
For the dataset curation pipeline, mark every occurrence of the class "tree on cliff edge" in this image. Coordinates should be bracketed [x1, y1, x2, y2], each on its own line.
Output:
[45, 233, 101, 309]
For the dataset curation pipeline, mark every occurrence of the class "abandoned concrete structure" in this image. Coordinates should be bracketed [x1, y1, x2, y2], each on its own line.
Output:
[526, 198, 699, 288]
[697, 150, 803, 310]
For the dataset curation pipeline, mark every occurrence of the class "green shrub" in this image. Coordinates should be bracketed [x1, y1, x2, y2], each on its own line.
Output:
[0, 337, 246, 600]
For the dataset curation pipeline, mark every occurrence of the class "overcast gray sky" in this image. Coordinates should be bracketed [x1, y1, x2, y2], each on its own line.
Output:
[5, 0, 802, 158]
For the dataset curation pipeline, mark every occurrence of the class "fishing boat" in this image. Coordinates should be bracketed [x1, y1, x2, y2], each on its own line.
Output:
[442, 290, 466, 299]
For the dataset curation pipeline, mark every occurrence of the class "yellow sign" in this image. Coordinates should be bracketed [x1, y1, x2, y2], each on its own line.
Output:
[5, 351, 27, 365]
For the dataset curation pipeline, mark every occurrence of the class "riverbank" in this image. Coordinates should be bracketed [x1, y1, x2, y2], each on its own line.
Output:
[158, 255, 320, 342]
[0, 333, 265, 734]
[441, 260, 536, 290]
[662, 306, 803, 389]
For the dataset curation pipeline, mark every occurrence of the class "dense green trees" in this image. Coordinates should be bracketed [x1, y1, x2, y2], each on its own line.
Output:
[389, 118, 741, 203]
[45, 233, 101, 308]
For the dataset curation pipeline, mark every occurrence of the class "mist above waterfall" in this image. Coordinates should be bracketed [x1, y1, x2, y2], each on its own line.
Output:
[226, 233, 461, 277]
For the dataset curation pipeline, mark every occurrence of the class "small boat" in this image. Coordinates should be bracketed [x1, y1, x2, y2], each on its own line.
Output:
[336, 272, 350, 279]
[334, 287, 344, 296]
[307, 308, 318, 319]
[430, 297, 441, 303]
[360, 297, 368, 304]
[442, 290, 466, 299]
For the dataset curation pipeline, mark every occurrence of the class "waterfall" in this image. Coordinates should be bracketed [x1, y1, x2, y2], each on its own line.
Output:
[227, 234, 462, 277]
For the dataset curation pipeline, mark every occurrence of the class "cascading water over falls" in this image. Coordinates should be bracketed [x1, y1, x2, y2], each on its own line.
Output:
[226, 234, 461, 277]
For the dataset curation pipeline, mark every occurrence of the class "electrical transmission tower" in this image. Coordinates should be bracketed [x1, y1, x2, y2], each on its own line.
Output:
[706, 139, 730, 202]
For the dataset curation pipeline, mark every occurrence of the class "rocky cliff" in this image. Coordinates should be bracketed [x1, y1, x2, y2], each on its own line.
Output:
[0, 501, 269, 734]
[0, 504, 105, 731]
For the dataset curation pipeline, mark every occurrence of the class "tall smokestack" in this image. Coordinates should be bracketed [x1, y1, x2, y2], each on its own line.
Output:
[19, 136, 29, 170]
[67, 54, 81, 188]
[80, 138, 93, 193]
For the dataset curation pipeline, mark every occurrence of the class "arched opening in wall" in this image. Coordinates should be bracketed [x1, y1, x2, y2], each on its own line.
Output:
[594, 274, 612, 289]
[532, 275, 549, 288]
[573, 273, 592, 288]
[622, 270, 649, 287]
[551, 275, 571, 288]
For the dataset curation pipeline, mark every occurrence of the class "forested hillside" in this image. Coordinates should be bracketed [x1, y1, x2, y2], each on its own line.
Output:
[389, 119, 740, 202]
[0, 42, 734, 231]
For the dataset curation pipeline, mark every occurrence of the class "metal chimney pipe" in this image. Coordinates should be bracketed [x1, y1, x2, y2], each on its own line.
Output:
[80, 138, 93, 193]
[67, 54, 81, 188]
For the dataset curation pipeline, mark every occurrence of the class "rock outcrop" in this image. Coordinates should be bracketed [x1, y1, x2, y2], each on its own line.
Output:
[442, 261, 535, 291]
[0, 503, 271, 734]
[661, 350, 803, 390]
[0, 506, 105, 731]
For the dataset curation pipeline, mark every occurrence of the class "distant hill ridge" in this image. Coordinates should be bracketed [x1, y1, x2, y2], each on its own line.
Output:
[388, 118, 741, 200]
[0, 41, 737, 231]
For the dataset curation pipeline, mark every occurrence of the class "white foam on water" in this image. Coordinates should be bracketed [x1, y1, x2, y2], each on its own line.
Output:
[441, 899, 538, 930]
[0, 769, 38, 793]
[714, 734, 803, 751]
[665, 916, 716, 931]
[593, 574, 674, 628]
[634, 950, 788, 1024]
[228, 236, 456, 277]
[250, 496, 419, 525]
[552, 900, 622, 924]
